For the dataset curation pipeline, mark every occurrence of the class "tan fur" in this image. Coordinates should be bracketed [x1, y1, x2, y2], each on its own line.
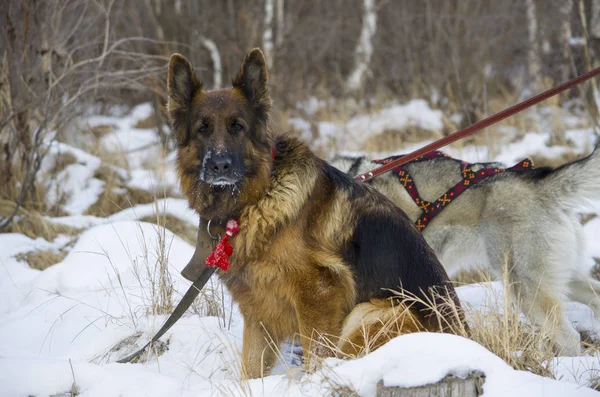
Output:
[220, 145, 358, 377]
[169, 49, 462, 379]
[338, 299, 424, 357]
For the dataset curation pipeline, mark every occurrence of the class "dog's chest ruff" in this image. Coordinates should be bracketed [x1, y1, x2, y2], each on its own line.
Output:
[374, 151, 534, 231]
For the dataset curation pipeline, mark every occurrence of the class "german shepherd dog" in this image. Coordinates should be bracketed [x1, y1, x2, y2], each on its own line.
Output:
[333, 147, 600, 356]
[167, 48, 465, 379]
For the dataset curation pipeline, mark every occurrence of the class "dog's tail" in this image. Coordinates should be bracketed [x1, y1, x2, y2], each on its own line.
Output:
[540, 142, 600, 209]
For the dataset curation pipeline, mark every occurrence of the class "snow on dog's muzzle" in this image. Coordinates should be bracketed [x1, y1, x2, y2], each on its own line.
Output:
[200, 151, 243, 185]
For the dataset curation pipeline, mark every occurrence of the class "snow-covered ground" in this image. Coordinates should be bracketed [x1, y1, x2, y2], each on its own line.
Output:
[2, 102, 600, 396]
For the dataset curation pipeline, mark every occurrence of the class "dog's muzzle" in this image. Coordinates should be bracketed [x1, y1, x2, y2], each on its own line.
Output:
[201, 153, 242, 185]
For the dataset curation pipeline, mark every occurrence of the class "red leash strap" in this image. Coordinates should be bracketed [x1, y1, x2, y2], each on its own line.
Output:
[355, 66, 600, 182]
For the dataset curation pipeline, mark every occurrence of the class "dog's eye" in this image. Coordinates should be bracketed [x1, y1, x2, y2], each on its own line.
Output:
[231, 122, 244, 133]
[198, 123, 209, 135]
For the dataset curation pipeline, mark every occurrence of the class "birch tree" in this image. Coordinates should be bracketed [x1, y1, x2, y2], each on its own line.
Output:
[525, 0, 543, 93]
[578, 0, 600, 113]
[347, 0, 377, 92]
[173, 2, 222, 89]
[263, 0, 274, 69]
[276, 0, 284, 47]
[591, 0, 600, 39]
[201, 38, 222, 89]
[559, 0, 573, 82]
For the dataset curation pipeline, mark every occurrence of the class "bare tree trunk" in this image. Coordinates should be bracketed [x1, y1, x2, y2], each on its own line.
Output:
[276, 0, 284, 47]
[591, 0, 600, 39]
[347, 0, 377, 92]
[578, 0, 600, 113]
[525, 0, 542, 93]
[226, 0, 237, 39]
[201, 38, 222, 89]
[146, 0, 165, 41]
[559, 0, 573, 82]
[263, 0, 274, 69]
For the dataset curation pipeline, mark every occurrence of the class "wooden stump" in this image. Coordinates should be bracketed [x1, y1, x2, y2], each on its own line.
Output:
[376, 371, 485, 397]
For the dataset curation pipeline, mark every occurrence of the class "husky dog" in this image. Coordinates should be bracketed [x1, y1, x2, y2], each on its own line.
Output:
[333, 148, 600, 356]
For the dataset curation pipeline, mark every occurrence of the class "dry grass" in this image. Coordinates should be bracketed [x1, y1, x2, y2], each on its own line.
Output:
[203, 259, 564, 392]
[48, 152, 78, 175]
[101, 207, 175, 329]
[286, 78, 596, 164]
[84, 186, 155, 217]
[0, 158, 51, 215]
[16, 249, 66, 270]
[362, 126, 443, 153]
[83, 166, 155, 217]
[446, 272, 556, 378]
[591, 260, 600, 282]
[0, 126, 97, 219]
[581, 213, 598, 226]
[139, 214, 196, 245]
[452, 269, 493, 286]
[41, 152, 79, 217]
[188, 279, 227, 320]
[188, 268, 563, 395]
[86, 137, 131, 169]
[92, 164, 125, 184]
[88, 200, 187, 366]
[243, 272, 555, 393]
[330, 263, 557, 379]
[88, 124, 115, 139]
[74, 123, 127, 169]
[134, 114, 158, 129]
[90, 332, 170, 365]
[125, 200, 175, 317]
[315, 85, 594, 159]
[446, 102, 591, 161]
[0, 199, 79, 241]
[144, 203, 174, 316]
[94, 150, 130, 170]
[531, 151, 588, 168]
[466, 299, 554, 378]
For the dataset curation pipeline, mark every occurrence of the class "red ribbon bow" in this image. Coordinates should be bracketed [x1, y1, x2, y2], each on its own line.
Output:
[205, 219, 240, 271]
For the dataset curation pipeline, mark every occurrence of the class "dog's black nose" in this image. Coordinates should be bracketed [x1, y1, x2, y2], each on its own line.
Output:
[209, 154, 233, 175]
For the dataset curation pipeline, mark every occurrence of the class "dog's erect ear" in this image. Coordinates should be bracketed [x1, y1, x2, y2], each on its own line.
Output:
[167, 54, 202, 145]
[167, 54, 202, 112]
[233, 48, 271, 118]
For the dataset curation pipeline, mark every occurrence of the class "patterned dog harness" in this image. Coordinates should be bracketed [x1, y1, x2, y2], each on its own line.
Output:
[373, 151, 534, 231]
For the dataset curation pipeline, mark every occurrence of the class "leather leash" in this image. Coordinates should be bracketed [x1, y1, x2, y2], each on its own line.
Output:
[117, 267, 216, 363]
[117, 218, 224, 363]
[355, 66, 600, 182]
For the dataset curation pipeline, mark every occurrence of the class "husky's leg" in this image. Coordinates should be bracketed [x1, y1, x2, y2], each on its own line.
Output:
[512, 279, 581, 355]
[505, 237, 581, 356]
[569, 277, 600, 317]
[488, 221, 581, 355]
[566, 223, 600, 315]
